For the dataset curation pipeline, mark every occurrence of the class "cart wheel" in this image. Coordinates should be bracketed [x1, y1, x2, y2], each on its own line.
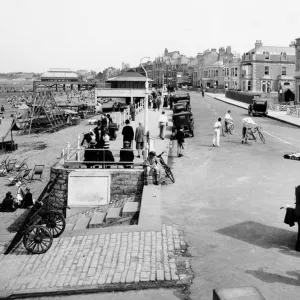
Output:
[23, 225, 53, 254]
[40, 211, 66, 238]
[191, 130, 194, 137]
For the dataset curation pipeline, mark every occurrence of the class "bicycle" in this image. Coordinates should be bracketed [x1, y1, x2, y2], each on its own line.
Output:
[243, 125, 265, 144]
[222, 122, 234, 136]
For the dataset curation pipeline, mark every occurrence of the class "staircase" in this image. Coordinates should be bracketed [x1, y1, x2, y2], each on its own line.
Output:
[65, 201, 140, 231]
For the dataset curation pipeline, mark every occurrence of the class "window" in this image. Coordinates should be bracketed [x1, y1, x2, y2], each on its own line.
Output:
[264, 52, 269, 59]
[281, 52, 287, 61]
[282, 66, 286, 76]
[265, 66, 269, 75]
[216, 70, 218, 76]
[248, 81, 251, 91]
[235, 68, 238, 77]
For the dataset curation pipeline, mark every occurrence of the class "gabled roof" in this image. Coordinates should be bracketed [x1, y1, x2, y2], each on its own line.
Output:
[106, 71, 153, 82]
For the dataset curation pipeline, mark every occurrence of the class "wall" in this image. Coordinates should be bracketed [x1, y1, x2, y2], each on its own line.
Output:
[50, 166, 144, 215]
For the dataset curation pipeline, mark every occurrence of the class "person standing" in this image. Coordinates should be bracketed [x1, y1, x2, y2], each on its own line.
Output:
[213, 117, 222, 147]
[157, 96, 162, 111]
[130, 104, 136, 121]
[21, 188, 33, 208]
[103, 129, 110, 149]
[177, 126, 185, 157]
[135, 122, 145, 158]
[158, 111, 168, 140]
[122, 119, 134, 147]
[93, 120, 102, 149]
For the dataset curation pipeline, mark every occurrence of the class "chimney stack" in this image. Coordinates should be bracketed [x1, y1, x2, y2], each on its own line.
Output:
[226, 46, 232, 54]
[255, 40, 263, 49]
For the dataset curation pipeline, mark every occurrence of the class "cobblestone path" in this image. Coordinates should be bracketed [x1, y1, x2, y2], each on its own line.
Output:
[0, 225, 192, 296]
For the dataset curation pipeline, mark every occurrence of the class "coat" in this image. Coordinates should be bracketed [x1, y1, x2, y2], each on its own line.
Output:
[135, 125, 145, 143]
[122, 125, 134, 142]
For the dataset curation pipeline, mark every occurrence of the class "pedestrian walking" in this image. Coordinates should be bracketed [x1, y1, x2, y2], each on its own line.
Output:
[177, 126, 185, 157]
[135, 122, 145, 158]
[213, 117, 222, 147]
[158, 111, 168, 140]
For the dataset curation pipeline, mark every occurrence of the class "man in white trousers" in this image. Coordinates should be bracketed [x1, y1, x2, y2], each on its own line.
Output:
[213, 117, 222, 147]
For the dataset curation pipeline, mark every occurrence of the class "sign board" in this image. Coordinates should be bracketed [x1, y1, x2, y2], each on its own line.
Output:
[68, 171, 110, 207]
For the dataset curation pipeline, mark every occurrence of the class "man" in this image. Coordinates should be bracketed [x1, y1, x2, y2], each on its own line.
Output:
[158, 111, 168, 140]
[122, 119, 134, 148]
[144, 151, 159, 186]
[1, 192, 16, 211]
[93, 120, 102, 149]
[84, 140, 99, 168]
[135, 122, 145, 158]
[242, 117, 258, 143]
[21, 188, 33, 208]
[98, 148, 115, 169]
[224, 110, 233, 132]
[1, 105, 5, 113]
[130, 104, 136, 121]
[156, 96, 162, 111]
[213, 117, 222, 147]
[119, 141, 134, 168]
[177, 126, 185, 157]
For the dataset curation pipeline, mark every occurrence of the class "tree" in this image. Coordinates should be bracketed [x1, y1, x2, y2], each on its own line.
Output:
[96, 72, 103, 80]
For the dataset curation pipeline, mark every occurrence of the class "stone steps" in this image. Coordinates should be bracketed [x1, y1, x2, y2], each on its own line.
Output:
[65, 204, 140, 231]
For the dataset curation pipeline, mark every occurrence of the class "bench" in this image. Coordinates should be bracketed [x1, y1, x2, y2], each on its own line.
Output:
[64, 161, 144, 169]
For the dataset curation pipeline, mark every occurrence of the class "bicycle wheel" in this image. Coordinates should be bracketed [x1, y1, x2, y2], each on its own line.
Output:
[164, 166, 175, 183]
[229, 124, 234, 135]
[258, 132, 265, 144]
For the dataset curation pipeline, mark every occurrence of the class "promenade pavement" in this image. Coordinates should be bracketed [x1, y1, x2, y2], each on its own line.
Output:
[206, 93, 300, 128]
[0, 106, 193, 299]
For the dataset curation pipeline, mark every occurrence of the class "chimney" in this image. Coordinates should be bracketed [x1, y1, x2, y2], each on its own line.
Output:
[255, 40, 263, 49]
[226, 46, 232, 54]
[219, 47, 225, 56]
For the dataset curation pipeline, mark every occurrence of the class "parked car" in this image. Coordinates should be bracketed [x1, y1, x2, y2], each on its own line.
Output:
[248, 99, 268, 117]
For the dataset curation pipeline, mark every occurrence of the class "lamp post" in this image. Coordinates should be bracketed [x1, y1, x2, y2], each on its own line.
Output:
[140, 57, 151, 159]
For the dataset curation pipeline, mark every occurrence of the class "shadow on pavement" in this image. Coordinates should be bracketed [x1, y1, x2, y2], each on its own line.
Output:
[216, 221, 300, 257]
[245, 268, 300, 286]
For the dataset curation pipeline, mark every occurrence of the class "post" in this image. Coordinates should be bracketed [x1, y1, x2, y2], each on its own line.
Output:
[94, 87, 97, 106]
[77, 133, 81, 162]
[67, 142, 70, 161]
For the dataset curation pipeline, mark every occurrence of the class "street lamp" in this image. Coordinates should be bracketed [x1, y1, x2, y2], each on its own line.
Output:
[140, 57, 151, 159]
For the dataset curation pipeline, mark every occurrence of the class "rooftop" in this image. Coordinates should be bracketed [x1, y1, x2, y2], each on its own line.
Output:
[106, 71, 153, 82]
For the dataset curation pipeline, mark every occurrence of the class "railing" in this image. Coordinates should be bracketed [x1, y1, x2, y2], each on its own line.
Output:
[61, 99, 146, 162]
[286, 106, 300, 118]
[64, 148, 145, 169]
[268, 103, 288, 111]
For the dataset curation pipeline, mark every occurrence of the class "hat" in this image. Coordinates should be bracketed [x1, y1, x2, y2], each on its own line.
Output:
[90, 140, 96, 145]
[124, 141, 130, 145]
[6, 191, 12, 196]
[149, 151, 156, 156]
[25, 187, 30, 191]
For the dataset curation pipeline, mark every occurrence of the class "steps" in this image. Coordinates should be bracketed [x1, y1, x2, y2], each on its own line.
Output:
[65, 204, 140, 231]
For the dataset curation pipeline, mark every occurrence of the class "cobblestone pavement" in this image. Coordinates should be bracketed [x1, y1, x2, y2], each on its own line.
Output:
[0, 225, 192, 297]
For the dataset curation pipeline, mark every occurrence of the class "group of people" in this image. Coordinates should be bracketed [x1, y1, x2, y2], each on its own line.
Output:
[213, 110, 259, 147]
[1, 182, 33, 211]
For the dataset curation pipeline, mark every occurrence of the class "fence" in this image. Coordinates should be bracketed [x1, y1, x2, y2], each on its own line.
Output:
[60, 99, 146, 162]
[225, 90, 260, 104]
[286, 106, 300, 118]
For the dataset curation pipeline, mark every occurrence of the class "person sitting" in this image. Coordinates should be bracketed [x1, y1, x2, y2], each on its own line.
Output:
[20, 188, 33, 208]
[144, 151, 159, 186]
[1, 191, 16, 211]
[242, 117, 258, 143]
[98, 148, 115, 168]
[120, 141, 134, 168]
[103, 129, 110, 149]
[84, 140, 99, 168]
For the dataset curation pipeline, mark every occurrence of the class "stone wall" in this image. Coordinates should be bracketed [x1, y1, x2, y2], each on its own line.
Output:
[50, 166, 144, 214]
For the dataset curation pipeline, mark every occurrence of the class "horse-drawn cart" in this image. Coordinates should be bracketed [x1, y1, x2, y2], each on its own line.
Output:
[4, 178, 69, 255]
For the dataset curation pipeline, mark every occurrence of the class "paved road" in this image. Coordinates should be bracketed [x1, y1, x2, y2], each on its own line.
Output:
[162, 92, 300, 300]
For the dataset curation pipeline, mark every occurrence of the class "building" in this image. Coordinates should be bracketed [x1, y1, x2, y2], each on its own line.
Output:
[294, 38, 300, 103]
[241, 40, 296, 99]
[40, 68, 78, 82]
[103, 67, 121, 81]
[223, 56, 242, 90]
[201, 47, 234, 89]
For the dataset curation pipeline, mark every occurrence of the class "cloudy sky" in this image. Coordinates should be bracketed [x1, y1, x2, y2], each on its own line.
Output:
[1, 0, 299, 73]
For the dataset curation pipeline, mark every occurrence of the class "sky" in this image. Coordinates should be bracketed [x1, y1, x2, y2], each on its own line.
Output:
[1, 0, 300, 73]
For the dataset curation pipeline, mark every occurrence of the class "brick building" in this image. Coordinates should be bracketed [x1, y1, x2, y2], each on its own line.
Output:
[241, 40, 296, 99]
[295, 38, 300, 103]
[103, 67, 121, 80]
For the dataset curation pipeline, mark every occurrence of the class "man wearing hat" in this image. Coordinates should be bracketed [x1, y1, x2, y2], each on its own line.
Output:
[119, 141, 134, 168]
[84, 140, 99, 168]
[144, 151, 159, 185]
[93, 120, 102, 148]
[1, 191, 16, 210]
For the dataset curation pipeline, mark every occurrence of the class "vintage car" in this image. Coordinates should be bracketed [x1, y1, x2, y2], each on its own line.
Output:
[173, 102, 189, 114]
[172, 111, 194, 137]
[248, 99, 268, 117]
[171, 93, 190, 103]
